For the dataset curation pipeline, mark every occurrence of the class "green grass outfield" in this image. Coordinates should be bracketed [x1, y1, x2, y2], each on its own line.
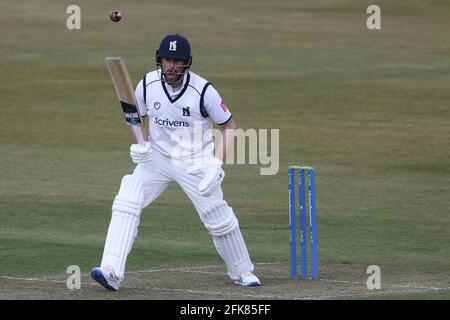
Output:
[1, 0, 449, 299]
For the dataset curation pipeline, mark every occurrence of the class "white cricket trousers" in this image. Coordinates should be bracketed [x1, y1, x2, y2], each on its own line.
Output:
[100, 148, 255, 281]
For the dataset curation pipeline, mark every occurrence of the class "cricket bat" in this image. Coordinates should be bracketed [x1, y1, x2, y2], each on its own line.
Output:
[105, 56, 145, 145]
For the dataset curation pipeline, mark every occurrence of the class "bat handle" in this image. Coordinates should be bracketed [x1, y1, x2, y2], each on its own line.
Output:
[132, 125, 146, 145]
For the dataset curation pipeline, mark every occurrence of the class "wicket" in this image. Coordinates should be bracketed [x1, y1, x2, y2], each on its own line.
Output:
[289, 165, 318, 279]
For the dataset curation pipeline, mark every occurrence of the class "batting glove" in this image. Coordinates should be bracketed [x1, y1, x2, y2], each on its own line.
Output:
[130, 141, 153, 164]
[187, 158, 225, 197]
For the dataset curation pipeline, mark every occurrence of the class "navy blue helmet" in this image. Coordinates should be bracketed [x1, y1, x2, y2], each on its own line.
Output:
[155, 34, 193, 68]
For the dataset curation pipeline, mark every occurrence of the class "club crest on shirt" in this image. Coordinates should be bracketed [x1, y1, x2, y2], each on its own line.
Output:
[154, 102, 161, 110]
[182, 107, 190, 117]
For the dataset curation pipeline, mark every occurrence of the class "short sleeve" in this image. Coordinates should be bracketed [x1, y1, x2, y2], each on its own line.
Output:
[203, 85, 232, 125]
[135, 78, 147, 117]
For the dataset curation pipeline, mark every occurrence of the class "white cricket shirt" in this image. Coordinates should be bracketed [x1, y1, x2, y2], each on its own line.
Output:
[135, 71, 232, 161]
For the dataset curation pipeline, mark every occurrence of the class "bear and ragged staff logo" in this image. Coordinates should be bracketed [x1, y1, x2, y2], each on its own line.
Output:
[169, 41, 177, 51]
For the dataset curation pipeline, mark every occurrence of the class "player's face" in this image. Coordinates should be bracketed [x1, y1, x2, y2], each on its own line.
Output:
[161, 58, 186, 85]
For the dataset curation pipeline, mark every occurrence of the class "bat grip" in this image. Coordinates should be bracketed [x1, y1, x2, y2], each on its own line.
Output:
[132, 125, 145, 145]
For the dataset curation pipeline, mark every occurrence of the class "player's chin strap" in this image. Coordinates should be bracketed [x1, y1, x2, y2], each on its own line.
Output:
[201, 201, 254, 280]
[156, 63, 189, 84]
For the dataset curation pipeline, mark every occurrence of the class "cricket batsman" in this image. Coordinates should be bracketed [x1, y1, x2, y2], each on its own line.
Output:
[91, 34, 261, 290]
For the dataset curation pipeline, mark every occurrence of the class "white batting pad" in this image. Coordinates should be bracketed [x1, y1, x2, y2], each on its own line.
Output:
[201, 201, 254, 280]
[101, 175, 145, 279]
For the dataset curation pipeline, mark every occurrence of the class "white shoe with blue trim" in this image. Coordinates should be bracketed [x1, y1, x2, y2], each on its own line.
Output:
[234, 272, 261, 287]
[90, 266, 120, 291]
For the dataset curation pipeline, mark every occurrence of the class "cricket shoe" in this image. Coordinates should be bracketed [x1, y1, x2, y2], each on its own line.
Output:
[90, 266, 120, 291]
[235, 272, 261, 287]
